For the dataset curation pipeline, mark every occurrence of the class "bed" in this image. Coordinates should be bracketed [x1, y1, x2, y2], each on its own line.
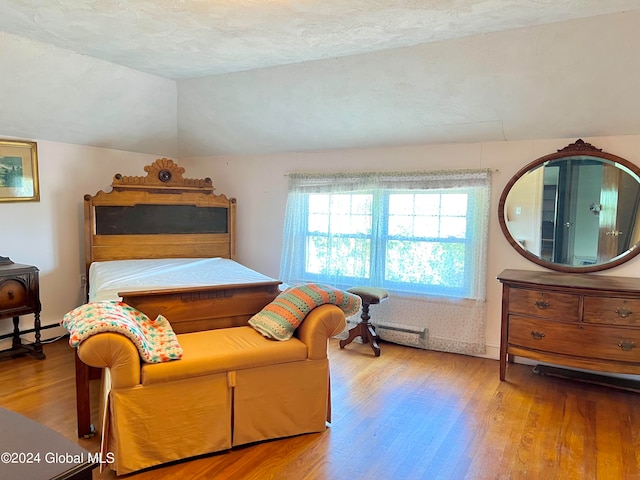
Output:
[75, 158, 282, 437]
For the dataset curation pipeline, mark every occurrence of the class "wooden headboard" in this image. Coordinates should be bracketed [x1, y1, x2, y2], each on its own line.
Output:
[84, 158, 236, 276]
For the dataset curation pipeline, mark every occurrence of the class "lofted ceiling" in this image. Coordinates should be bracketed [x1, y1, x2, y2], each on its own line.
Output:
[1, 1, 640, 156]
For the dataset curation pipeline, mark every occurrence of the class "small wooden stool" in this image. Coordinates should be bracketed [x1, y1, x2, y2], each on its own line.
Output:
[339, 287, 388, 356]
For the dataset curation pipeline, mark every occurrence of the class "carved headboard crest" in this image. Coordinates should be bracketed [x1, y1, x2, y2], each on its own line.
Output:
[111, 158, 214, 193]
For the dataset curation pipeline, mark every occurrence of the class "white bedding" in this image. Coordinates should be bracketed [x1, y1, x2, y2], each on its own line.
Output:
[89, 258, 279, 302]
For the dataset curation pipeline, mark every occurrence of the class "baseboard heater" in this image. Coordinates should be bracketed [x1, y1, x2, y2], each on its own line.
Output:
[375, 322, 427, 349]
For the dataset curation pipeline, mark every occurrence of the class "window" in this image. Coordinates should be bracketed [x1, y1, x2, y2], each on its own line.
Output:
[280, 170, 491, 300]
[306, 193, 372, 281]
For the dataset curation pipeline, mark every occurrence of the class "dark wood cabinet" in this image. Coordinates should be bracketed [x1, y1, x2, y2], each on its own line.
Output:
[0, 259, 44, 359]
[498, 269, 640, 381]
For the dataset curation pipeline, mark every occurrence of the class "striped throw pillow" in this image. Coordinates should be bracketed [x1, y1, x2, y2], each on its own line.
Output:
[249, 283, 361, 341]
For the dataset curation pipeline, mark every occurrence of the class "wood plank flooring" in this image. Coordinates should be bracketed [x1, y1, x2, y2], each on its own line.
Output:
[1, 336, 639, 479]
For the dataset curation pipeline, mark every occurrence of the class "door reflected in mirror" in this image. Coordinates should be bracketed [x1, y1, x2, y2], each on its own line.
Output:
[499, 140, 640, 273]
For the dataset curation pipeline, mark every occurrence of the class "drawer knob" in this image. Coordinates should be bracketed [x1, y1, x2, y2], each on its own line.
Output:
[534, 300, 550, 310]
[530, 331, 545, 340]
[618, 340, 636, 351]
[7, 290, 14, 300]
[616, 307, 633, 318]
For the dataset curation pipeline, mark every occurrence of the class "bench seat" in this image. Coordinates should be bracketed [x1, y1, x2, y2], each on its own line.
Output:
[77, 304, 347, 475]
[142, 326, 307, 385]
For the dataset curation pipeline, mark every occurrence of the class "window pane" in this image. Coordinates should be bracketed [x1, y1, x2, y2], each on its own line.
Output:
[309, 213, 328, 233]
[441, 194, 467, 216]
[329, 194, 352, 212]
[385, 240, 465, 288]
[351, 215, 371, 234]
[389, 194, 417, 237]
[388, 215, 414, 236]
[306, 236, 327, 274]
[439, 217, 466, 238]
[306, 235, 370, 279]
[330, 237, 370, 278]
[309, 194, 329, 213]
[414, 217, 439, 238]
[389, 194, 414, 215]
[352, 195, 372, 214]
[390, 193, 464, 239]
[415, 194, 441, 215]
[325, 194, 372, 235]
[305, 192, 372, 280]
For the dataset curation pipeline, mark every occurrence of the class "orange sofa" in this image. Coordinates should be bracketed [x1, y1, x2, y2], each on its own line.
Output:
[77, 304, 347, 475]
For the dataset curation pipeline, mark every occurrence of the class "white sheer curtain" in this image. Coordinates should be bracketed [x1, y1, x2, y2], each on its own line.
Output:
[280, 169, 491, 355]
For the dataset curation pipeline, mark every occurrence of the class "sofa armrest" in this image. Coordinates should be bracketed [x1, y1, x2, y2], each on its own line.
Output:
[77, 332, 141, 389]
[295, 304, 347, 360]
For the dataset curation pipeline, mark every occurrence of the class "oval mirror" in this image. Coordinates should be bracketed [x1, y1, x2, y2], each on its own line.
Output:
[498, 139, 640, 273]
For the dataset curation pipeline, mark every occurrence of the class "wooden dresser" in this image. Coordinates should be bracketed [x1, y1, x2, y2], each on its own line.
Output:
[497, 269, 640, 380]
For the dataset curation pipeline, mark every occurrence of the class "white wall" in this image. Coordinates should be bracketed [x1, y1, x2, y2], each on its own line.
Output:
[0, 32, 178, 156]
[3, 134, 640, 366]
[183, 134, 640, 361]
[0, 138, 168, 348]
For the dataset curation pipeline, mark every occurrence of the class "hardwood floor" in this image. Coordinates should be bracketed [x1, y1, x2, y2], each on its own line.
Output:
[1, 336, 639, 479]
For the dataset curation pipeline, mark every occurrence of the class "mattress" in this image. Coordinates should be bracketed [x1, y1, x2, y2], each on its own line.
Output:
[89, 258, 279, 302]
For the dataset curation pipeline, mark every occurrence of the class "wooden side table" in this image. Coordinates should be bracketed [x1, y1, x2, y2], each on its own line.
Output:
[0, 257, 45, 360]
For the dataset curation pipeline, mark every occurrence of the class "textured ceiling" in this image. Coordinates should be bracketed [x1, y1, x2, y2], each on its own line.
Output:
[1, 0, 640, 79]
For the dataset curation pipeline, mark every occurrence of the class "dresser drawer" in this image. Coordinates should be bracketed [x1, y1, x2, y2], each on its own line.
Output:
[509, 315, 640, 363]
[508, 288, 580, 321]
[0, 279, 28, 310]
[583, 296, 640, 326]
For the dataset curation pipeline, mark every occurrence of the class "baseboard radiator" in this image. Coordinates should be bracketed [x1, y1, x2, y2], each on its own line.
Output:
[374, 322, 428, 349]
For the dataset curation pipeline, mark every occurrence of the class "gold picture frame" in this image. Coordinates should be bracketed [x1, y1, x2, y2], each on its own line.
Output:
[0, 139, 39, 202]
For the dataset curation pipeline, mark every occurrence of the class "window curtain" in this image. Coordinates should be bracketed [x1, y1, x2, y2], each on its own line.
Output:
[280, 169, 491, 355]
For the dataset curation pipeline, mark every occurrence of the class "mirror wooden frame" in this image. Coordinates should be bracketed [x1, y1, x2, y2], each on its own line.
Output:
[498, 139, 640, 273]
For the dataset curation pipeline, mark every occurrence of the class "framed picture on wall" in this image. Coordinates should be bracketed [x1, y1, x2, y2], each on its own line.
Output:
[0, 139, 39, 202]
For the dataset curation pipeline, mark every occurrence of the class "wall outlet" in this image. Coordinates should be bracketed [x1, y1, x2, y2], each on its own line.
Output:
[80, 274, 87, 288]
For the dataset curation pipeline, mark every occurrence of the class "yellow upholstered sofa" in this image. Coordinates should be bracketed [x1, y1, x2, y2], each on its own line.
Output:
[76, 304, 347, 475]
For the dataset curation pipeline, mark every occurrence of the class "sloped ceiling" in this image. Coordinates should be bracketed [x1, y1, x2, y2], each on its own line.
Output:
[1, 1, 640, 156]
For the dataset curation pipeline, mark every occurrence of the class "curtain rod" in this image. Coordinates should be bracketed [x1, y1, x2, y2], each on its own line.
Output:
[283, 168, 499, 176]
